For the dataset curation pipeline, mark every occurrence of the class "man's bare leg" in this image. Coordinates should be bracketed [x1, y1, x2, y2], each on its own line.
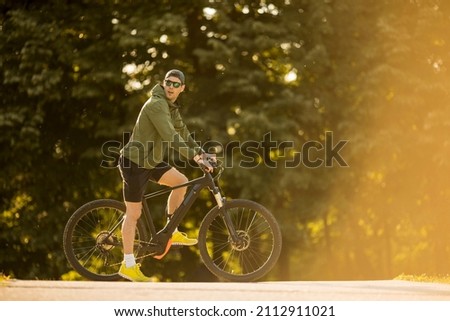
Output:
[158, 168, 188, 215]
[158, 168, 197, 246]
[122, 201, 142, 256]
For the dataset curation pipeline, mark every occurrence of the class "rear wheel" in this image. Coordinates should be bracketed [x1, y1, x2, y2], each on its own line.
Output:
[198, 199, 282, 282]
[63, 199, 147, 281]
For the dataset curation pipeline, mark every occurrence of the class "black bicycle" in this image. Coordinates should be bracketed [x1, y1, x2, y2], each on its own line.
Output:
[63, 162, 282, 282]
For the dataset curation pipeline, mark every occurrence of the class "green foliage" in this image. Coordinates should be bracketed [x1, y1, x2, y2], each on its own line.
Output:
[1, 0, 449, 281]
[395, 274, 450, 285]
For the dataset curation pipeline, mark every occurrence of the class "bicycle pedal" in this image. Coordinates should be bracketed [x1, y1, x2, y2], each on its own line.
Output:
[153, 239, 172, 260]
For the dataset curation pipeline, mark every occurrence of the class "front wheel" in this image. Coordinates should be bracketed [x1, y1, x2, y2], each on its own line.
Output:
[63, 199, 148, 281]
[198, 199, 282, 282]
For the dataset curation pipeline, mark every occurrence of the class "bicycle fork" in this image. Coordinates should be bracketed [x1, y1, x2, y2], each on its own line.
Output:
[212, 188, 242, 246]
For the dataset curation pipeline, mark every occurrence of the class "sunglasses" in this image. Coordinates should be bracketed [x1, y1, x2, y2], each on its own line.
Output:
[164, 79, 182, 88]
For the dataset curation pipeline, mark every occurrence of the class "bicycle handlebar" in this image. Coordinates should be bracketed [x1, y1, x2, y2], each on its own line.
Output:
[206, 156, 218, 168]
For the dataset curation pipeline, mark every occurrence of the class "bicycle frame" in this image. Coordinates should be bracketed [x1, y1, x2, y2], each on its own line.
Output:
[138, 169, 227, 257]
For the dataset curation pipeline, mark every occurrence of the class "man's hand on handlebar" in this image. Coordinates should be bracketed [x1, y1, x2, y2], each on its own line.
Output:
[194, 153, 216, 173]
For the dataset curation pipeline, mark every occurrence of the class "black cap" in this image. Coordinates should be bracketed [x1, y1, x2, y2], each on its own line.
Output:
[165, 69, 185, 84]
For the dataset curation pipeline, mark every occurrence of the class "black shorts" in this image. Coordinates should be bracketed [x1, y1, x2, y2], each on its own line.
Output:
[118, 156, 172, 202]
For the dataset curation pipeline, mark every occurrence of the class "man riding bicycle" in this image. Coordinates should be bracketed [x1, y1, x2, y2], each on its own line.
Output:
[118, 69, 213, 281]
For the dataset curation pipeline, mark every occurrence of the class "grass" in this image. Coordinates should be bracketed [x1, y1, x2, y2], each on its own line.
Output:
[0, 273, 11, 283]
[395, 273, 450, 284]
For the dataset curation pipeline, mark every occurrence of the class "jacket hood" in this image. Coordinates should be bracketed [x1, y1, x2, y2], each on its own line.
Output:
[150, 84, 166, 99]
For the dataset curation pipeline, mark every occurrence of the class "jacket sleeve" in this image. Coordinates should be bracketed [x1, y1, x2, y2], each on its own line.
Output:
[147, 101, 202, 159]
[174, 109, 202, 151]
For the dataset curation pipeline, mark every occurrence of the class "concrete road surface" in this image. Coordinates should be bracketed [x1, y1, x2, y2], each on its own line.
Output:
[2, 279, 450, 301]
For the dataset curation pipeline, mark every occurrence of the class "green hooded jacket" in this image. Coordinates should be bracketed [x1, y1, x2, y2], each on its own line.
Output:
[121, 84, 202, 169]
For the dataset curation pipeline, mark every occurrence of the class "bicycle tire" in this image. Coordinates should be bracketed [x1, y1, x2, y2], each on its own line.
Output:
[198, 199, 282, 282]
[63, 199, 148, 281]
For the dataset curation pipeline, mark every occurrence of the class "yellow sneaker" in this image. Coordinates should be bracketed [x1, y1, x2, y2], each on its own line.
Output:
[172, 230, 198, 246]
[119, 262, 154, 282]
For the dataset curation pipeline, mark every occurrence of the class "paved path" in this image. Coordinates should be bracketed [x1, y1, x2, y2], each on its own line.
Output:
[2, 279, 450, 301]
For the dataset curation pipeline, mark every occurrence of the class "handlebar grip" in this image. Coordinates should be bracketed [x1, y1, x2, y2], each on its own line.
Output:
[206, 157, 218, 168]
